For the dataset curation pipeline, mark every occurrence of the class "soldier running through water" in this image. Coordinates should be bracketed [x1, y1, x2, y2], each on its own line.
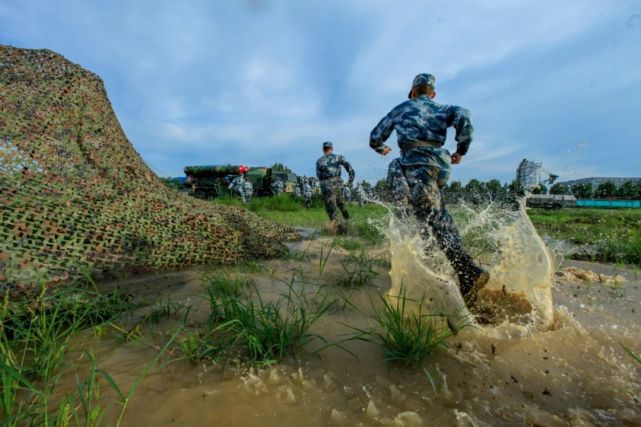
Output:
[369, 73, 489, 305]
[316, 141, 355, 226]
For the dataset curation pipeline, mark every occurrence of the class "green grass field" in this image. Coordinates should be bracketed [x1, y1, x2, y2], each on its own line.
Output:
[528, 208, 641, 265]
[215, 195, 641, 266]
[214, 194, 386, 227]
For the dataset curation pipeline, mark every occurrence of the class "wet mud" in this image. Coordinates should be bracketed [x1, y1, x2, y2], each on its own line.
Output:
[52, 201, 641, 427]
[53, 230, 641, 427]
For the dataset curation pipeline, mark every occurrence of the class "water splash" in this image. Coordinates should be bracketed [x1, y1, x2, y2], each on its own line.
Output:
[370, 199, 555, 334]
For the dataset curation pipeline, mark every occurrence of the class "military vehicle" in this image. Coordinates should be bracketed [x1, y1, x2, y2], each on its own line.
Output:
[183, 164, 297, 199]
[526, 194, 577, 209]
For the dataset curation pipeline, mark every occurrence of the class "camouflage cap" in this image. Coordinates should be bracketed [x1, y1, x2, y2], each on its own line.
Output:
[408, 73, 436, 99]
[322, 141, 333, 149]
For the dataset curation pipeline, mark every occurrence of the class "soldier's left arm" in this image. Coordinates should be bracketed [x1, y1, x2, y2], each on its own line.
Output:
[446, 106, 474, 156]
[340, 156, 355, 186]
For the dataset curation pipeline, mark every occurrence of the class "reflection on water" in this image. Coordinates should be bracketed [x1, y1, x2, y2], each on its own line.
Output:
[58, 207, 640, 426]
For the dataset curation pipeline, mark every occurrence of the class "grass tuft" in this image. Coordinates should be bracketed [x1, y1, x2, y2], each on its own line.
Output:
[0, 280, 171, 426]
[351, 288, 458, 366]
[336, 249, 381, 287]
[183, 274, 336, 366]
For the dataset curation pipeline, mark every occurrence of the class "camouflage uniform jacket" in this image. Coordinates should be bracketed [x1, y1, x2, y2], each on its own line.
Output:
[369, 95, 474, 165]
[271, 179, 285, 195]
[229, 175, 252, 202]
[342, 185, 351, 201]
[316, 154, 355, 185]
[302, 181, 312, 199]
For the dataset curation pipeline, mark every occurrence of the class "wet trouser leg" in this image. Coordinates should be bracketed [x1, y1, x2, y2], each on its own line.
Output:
[321, 181, 339, 221]
[402, 164, 481, 293]
[335, 187, 349, 220]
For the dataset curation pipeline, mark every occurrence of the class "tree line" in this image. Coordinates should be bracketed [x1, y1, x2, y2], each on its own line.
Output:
[367, 178, 641, 204]
[545, 180, 641, 199]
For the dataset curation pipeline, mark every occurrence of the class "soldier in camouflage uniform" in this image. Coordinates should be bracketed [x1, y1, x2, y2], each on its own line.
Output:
[302, 178, 313, 209]
[271, 178, 285, 196]
[369, 73, 489, 304]
[342, 185, 351, 203]
[228, 173, 253, 203]
[316, 141, 355, 222]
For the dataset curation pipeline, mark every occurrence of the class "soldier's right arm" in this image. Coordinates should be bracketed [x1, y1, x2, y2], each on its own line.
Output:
[369, 108, 397, 154]
[316, 159, 322, 179]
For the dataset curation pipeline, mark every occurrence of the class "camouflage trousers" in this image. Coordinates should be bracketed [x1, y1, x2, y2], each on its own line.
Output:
[303, 193, 312, 209]
[387, 157, 480, 280]
[320, 178, 349, 221]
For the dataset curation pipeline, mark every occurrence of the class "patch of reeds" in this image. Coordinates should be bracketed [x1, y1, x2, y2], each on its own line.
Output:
[181, 274, 336, 366]
[139, 298, 186, 326]
[350, 288, 459, 366]
[334, 237, 364, 251]
[336, 249, 381, 287]
[0, 280, 173, 426]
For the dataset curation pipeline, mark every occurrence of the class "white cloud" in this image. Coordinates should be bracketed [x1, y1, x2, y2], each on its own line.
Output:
[2, 0, 640, 182]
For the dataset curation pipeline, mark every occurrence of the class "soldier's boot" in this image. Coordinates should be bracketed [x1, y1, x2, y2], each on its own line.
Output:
[444, 246, 490, 305]
[340, 209, 350, 220]
[458, 266, 490, 306]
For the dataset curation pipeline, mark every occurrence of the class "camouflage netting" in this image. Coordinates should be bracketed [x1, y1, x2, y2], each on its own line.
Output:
[0, 45, 296, 294]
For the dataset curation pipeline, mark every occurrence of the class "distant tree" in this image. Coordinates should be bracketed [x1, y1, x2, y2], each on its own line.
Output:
[271, 163, 293, 174]
[486, 179, 502, 200]
[449, 181, 463, 194]
[498, 180, 525, 210]
[532, 183, 548, 195]
[571, 183, 592, 199]
[616, 181, 638, 199]
[373, 179, 388, 200]
[549, 183, 570, 195]
[358, 180, 373, 192]
[443, 180, 463, 204]
[594, 181, 616, 198]
[160, 177, 184, 191]
[464, 179, 484, 204]
[507, 180, 525, 197]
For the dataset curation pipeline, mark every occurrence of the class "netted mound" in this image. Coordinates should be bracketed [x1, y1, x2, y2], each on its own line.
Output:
[0, 45, 296, 294]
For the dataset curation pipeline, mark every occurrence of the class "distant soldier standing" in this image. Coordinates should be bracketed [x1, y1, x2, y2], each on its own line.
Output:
[228, 168, 253, 203]
[342, 184, 351, 203]
[271, 177, 285, 196]
[302, 178, 313, 209]
[294, 180, 302, 198]
[316, 141, 355, 223]
[369, 73, 489, 304]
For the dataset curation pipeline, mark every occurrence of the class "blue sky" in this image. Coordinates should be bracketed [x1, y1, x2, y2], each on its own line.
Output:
[2, 1, 640, 184]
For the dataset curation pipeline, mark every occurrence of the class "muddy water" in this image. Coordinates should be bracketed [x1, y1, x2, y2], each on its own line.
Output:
[60, 235, 641, 426]
[385, 203, 555, 333]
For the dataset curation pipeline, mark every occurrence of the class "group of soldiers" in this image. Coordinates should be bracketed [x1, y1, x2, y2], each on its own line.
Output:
[293, 177, 314, 208]
[230, 72, 490, 305]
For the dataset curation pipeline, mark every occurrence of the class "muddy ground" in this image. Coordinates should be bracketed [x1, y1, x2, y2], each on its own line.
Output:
[60, 235, 641, 427]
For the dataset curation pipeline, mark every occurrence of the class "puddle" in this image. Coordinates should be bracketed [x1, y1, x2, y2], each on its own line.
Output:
[53, 211, 641, 426]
